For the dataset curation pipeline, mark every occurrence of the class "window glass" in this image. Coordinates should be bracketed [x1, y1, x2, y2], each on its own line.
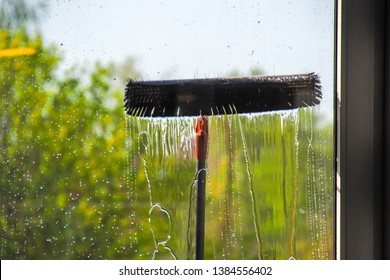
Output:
[0, 0, 334, 259]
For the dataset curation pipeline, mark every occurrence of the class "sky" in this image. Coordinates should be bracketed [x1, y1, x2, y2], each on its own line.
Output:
[40, 0, 335, 119]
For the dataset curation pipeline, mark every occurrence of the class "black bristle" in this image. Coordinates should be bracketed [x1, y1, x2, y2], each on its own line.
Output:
[124, 73, 322, 117]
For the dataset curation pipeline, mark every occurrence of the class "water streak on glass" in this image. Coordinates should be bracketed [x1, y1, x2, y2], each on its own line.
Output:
[126, 109, 333, 259]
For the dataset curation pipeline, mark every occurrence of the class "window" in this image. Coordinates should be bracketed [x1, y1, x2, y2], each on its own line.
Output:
[1, 0, 338, 260]
[125, 0, 336, 260]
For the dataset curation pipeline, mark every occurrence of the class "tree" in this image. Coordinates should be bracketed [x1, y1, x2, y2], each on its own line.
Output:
[0, 26, 148, 258]
[0, 0, 47, 31]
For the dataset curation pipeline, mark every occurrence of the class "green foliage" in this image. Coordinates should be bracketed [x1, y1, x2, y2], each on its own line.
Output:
[0, 0, 47, 31]
[0, 29, 134, 259]
[226, 67, 264, 78]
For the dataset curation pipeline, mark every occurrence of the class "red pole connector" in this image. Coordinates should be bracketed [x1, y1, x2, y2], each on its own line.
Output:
[195, 116, 209, 161]
[194, 116, 208, 259]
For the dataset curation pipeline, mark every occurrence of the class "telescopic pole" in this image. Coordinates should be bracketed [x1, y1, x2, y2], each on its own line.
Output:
[195, 116, 208, 260]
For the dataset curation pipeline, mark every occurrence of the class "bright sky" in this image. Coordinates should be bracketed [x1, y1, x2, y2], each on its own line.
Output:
[41, 0, 334, 118]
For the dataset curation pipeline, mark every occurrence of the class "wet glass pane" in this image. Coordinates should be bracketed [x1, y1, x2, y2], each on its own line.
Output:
[0, 0, 334, 259]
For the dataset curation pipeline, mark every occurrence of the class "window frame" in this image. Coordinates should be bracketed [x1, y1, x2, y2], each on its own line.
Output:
[338, 0, 387, 259]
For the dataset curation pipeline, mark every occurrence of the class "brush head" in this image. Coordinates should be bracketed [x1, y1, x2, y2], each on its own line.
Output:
[124, 73, 321, 117]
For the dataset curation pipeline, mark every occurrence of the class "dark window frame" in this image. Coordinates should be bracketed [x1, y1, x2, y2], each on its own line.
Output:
[338, 0, 388, 259]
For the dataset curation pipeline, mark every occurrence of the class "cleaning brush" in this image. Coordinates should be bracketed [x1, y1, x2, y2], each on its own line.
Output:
[124, 73, 321, 117]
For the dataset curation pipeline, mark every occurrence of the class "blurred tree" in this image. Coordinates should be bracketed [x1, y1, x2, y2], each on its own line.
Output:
[0, 30, 144, 259]
[227, 67, 264, 77]
[114, 57, 142, 85]
[0, 0, 47, 31]
[0, 0, 151, 259]
[249, 67, 264, 76]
